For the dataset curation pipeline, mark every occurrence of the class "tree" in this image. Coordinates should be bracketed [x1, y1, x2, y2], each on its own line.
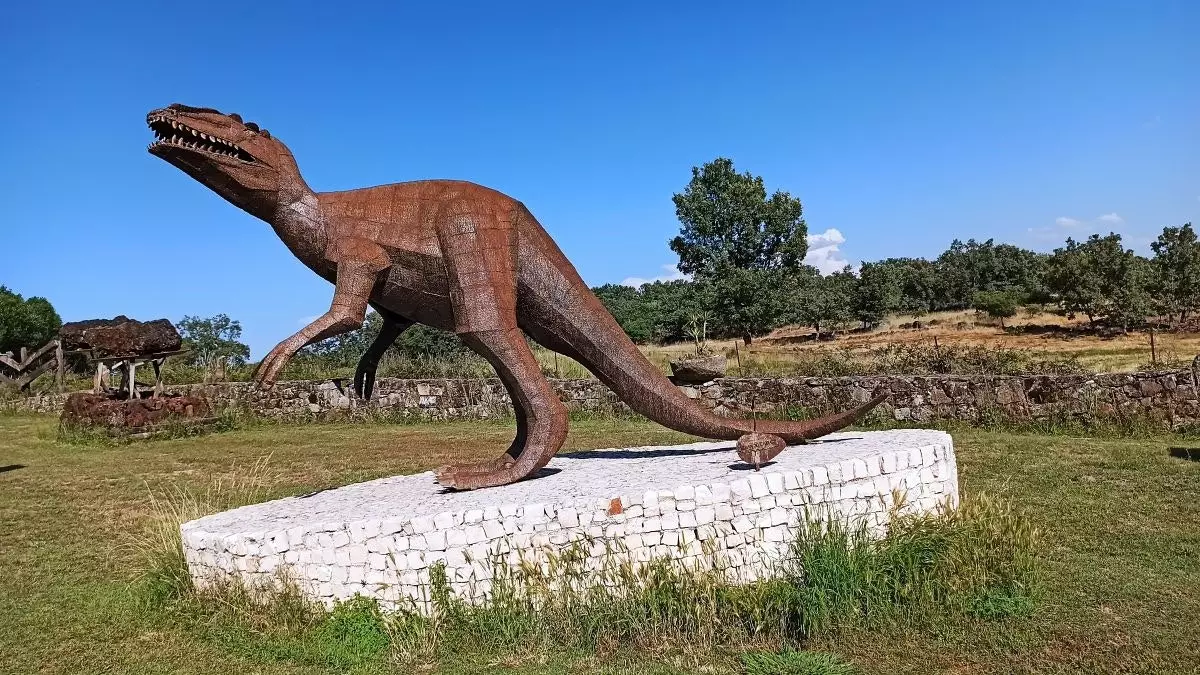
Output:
[1150, 222, 1200, 322]
[0, 286, 62, 355]
[706, 266, 789, 345]
[1044, 233, 1150, 328]
[668, 157, 808, 344]
[936, 239, 1050, 309]
[972, 290, 1022, 328]
[393, 324, 471, 360]
[853, 262, 899, 329]
[871, 258, 937, 319]
[788, 265, 856, 335]
[592, 283, 659, 344]
[637, 279, 715, 344]
[177, 314, 251, 382]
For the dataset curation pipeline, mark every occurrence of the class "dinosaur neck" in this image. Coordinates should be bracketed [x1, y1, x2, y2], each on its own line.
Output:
[270, 178, 330, 273]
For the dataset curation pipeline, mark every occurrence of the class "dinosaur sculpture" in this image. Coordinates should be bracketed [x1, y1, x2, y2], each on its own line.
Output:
[146, 103, 888, 490]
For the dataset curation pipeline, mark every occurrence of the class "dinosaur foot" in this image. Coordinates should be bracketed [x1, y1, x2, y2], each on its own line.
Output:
[434, 457, 518, 491]
[736, 433, 786, 470]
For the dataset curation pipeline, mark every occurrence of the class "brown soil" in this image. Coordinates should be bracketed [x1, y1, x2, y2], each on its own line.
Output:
[60, 392, 211, 429]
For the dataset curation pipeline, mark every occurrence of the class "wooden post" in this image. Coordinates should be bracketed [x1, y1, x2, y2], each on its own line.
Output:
[734, 341, 743, 375]
[126, 359, 137, 399]
[1150, 328, 1157, 365]
[19, 346, 27, 365]
[152, 358, 163, 398]
[55, 340, 65, 392]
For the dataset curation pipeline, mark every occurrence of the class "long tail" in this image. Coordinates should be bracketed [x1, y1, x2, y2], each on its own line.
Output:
[517, 214, 889, 443]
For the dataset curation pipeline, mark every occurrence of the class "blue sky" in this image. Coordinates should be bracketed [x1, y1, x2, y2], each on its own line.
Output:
[2, 1, 1196, 357]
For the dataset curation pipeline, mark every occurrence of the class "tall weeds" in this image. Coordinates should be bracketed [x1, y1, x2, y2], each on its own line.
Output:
[128, 454, 276, 606]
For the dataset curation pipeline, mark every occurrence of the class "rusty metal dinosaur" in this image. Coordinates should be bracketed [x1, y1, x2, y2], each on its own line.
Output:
[147, 103, 887, 490]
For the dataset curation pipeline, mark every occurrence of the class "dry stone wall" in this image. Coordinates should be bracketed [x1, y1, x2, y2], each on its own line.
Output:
[10, 366, 1200, 428]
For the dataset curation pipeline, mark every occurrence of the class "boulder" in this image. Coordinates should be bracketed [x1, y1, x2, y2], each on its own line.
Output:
[669, 354, 728, 384]
[59, 316, 181, 357]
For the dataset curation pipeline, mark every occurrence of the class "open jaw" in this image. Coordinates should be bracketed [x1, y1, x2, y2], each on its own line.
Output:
[147, 115, 255, 162]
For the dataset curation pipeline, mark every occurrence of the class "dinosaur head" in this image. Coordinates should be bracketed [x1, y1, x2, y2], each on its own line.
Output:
[146, 103, 303, 217]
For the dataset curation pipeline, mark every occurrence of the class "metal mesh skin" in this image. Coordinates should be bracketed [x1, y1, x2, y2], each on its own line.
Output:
[147, 103, 888, 490]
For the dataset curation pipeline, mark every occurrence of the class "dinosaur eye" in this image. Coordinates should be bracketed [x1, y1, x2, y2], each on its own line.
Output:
[229, 113, 243, 123]
[245, 122, 260, 132]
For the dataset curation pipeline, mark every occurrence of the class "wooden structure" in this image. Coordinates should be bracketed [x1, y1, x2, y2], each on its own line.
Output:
[0, 340, 66, 392]
[79, 348, 189, 399]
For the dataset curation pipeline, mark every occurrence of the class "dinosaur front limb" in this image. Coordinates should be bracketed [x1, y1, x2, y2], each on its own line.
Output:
[353, 307, 413, 400]
[254, 260, 380, 388]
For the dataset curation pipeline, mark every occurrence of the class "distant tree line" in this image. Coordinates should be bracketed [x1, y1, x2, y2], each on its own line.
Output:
[594, 225, 1200, 344]
[591, 158, 1199, 344]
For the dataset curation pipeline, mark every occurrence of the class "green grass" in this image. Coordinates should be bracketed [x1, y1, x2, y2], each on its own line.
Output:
[742, 649, 857, 675]
[1, 414, 1198, 673]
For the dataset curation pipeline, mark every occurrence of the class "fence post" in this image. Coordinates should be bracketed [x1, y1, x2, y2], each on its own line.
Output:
[55, 340, 65, 392]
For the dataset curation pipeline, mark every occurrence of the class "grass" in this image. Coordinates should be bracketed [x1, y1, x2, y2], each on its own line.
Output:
[741, 649, 857, 675]
[1, 414, 1198, 673]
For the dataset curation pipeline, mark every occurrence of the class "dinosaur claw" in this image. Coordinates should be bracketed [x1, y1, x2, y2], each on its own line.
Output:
[434, 466, 468, 490]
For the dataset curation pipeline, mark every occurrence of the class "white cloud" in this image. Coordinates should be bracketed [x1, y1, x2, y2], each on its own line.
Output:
[621, 263, 688, 287]
[1030, 212, 1132, 244]
[805, 228, 851, 275]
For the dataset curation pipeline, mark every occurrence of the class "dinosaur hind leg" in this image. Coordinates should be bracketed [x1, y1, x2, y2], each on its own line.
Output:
[353, 305, 413, 400]
[429, 362, 529, 476]
[434, 327, 567, 490]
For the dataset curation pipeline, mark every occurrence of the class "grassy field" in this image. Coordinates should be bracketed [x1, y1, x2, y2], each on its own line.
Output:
[1, 413, 1198, 674]
[658, 309, 1200, 375]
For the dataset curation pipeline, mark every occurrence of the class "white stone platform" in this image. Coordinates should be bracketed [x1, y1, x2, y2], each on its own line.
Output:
[181, 429, 958, 613]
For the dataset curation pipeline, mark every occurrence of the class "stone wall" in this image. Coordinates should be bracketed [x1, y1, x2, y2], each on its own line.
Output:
[8, 364, 1200, 428]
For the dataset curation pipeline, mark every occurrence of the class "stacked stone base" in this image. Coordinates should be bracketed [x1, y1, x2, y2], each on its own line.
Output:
[181, 429, 958, 614]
